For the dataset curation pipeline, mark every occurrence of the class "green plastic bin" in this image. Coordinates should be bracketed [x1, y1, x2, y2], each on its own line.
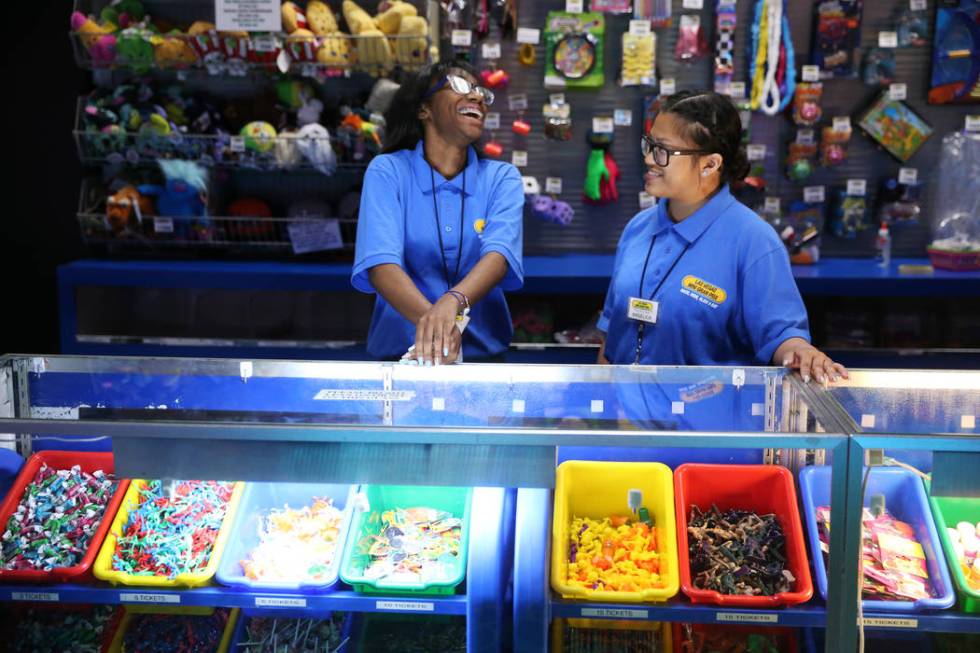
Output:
[351, 614, 467, 652]
[928, 486, 980, 613]
[339, 485, 471, 596]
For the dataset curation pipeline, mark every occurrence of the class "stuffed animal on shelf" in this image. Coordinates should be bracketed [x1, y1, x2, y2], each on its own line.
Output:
[281, 2, 308, 33]
[116, 24, 157, 74]
[296, 123, 337, 175]
[343, 0, 393, 70]
[220, 30, 250, 75]
[100, 0, 145, 29]
[106, 185, 153, 234]
[307, 1, 340, 34]
[226, 197, 275, 239]
[375, 1, 430, 66]
[187, 21, 224, 74]
[70, 11, 118, 66]
[138, 160, 209, 238]
[152, 31, 197, 69]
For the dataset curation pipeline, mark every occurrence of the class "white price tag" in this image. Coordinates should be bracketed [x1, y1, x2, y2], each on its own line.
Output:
[545, 177, 563, 194]
[230, 136, 246, 152]
[376, 600, 435, 612]
[802, 65, 821, 82]
[860, 617, 918, 629]
[451, 29, 473, 47]
[154, 217, 175, 234]
[879, 31, 899, 48]
[516, 27, 540, 45]
[717, 612, 779, 624]
[797, 129, 816, 145]
[11, 592, 59, 602]
[683, 0, 704, 8]
[521, 176, 540, 194]
[629, 20, 652, 36]
[592, 117, 614, 134]
[747, 144, 767, 161]
[566, 0, 584, 12]
[481, 42, 501, 60]
[255, 597, 307, 608]
[966, 115, 980, 132]
[660, 78, 676, 95]
[729, 81, 746, 99]
[764, 197, 781, 213]
[847, 179, 867, 196]
[251, 34, 276, 52]
[512, 150, 528, 167]
[638, 191, 656, 209]
[910, 0, 927, 10]
[288, 219, 343, 254]
[549, 93, 566, 105]
[484, 112, 500, 130]
[216, 0, 281, 32]
[804, 186, 826, 203]
[508, 93, 528, 111]
[889, 83, 908, 101]
[120, 593, 181, 604]
[833, 116, 851, 131]
[614, 109, 633, 126]
[899, 167, 918, 184]
[581, 607, 649, 619]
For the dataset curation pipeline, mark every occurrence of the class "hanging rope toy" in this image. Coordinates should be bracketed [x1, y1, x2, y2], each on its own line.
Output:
[749, 0, 795, 116]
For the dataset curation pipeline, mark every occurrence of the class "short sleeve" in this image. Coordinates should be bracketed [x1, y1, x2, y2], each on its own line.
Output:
[740, 246, 811, 364]
[351, 157, 404, 294]
[479, 164, 525, 291]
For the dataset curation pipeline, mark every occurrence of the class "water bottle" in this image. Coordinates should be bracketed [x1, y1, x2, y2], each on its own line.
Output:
[876, 222, 891, 268]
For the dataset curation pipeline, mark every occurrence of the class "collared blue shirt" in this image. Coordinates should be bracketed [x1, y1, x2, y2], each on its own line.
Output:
[352, 141, 524, 359]
[599, 184, 810, 366]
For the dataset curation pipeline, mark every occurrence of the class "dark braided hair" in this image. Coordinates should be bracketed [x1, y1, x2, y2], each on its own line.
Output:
[660, 90, 750, 185]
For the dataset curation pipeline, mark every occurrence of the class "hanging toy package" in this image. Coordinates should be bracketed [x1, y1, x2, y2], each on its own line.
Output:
[714, 0, 738, 94]
[820, 118, 852, 167]
[634, 0, 672, 29]
[782, 199, 825, 264]
[544, 12, 605, 89]
[830, 188, 869, 238]
[927, 0, 980, 105]
[877, 176, 922, 225]
[896, 6, 930, 47]
[749, 0, 796, 116]
[928, 130, 980, 270]
[583, 129, 620, 204]
[675, 14, 709, 63]
[543, 98, 573, 141]
[856, 93, 933, 163]
[862, 48, 897, 86]
[590, 0, 632, 13]
[810, 0, 863, 79]
[787, 129, 818, 182]
[621, 30, 656, 86]
[792, 82, 823, 126]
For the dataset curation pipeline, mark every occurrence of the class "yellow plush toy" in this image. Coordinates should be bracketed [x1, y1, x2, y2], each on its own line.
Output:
[375, 1, 417, 35]
[395, 15, 429, 66]
[306, 1, 339, 35]
[281, 2, 307, 34]
[317, 33, 351, 66]
[342, 0, 392, 70]
[152, 32, 197, 68]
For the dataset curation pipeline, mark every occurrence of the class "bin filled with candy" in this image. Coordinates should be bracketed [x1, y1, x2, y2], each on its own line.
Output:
[929, 487, 980, 613]
[232, 613, 349, 652]
[673, 623, 798, 653]
[0, 604, 120, 653]
[349, 614, 466, 653]
[552, 619, 671, 653]
[106, 607, 238, 653]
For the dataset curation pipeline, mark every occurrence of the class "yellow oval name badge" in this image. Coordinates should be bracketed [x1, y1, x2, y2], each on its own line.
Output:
[681, 275, 728, 304]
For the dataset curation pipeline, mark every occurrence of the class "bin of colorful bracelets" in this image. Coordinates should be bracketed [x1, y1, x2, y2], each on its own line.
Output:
[673, 623, 797, 653]
[106, 607, 239, 653]
[348, 614, 466, 653]
[217, 482, 356, 592]
[550, 460, 679, 603]
[674, 464, 812, 607]
[551, 618, 672, 653]
[94, 479, 244, 588]
[0, 451, 128, 583]
[229, 611, 351, 652]
[928, 482, 980, 613]
[339, 485, 471, 595]
[0, 603, 121, 653]
[800, 466, 955, 612]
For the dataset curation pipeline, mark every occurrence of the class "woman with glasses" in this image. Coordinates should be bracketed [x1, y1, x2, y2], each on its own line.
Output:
[352, 61, 523, 365]
[597, 90, 847, 384]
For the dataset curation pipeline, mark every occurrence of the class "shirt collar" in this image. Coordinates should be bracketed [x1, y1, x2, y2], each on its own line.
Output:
[654, 184, 736, 243]
[411, 140, 478, 196]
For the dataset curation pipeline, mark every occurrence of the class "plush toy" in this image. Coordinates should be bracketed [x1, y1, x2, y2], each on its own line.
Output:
[365, 78, 400, 115]
[376, 1, 417, 34]
[281, 2, 309, 33]
[116, 24, 157, 73]
[187, 21, 224, 74]
[285, 28, 319, 64]
[100, 0, 145, 29]
[275, 129, 303, 168]
[343, 0, 392, 69]
[139, 160, 209, 237]
[395, 15, 429, 66]
[70, 11, 118, 66]
[152, 32, 197, 69]
[306, 1, 341, 35]
[317, 33, 352, 67]
[296, 123, 337, 175]
[106, 185, 153, 234]
[246, 33, 282, 69]
[241, 121, 277, 153]
[220, 31, 250, 75]
[226, 197, 275, 239]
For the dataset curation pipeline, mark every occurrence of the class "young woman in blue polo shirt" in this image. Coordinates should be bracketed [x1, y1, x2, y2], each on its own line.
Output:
[598, 90, 847, 384]
[352, 61, 524, 365]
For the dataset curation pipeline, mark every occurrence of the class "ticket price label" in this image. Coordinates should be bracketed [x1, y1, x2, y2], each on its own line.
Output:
[804, 186, 826, 203]
[614, 109, 633, 126]
[451, 29, 472, 46]
[899, 167, 918, 184]
[484, 112, 500, 130]
[796, 129, 816, 145]
[729, 82, 746, 99]
[481, 42, 501, 60]
[516, 28, 540, 44]
[512, 150, 528, 167]
[592, 117, 614, 134]
[889, 83, 908, 101]
[230, 136, 246, 152]
[847, 179, 867, 196]
[255, 596, 307, 608]
[879, 31, 899, 48]
[717, 612, 779, 624]
[629, 20, 651, 36]
[11, 592, 59, 602]
[508, 93, 528, 111]
[154, 217, 175, 234]
[581, 607, 649, 619]
[682, 0, 705, 8]
[860, 617, 918, 629]
[910, 0, 927, 9]
[747, 144, 767, 161]
[833, 116, 851, 131]
[660, 78, 676, 95]
[801, 65, 821, 82]
[120, 592, 181, 604]
[566, 0, 584, 13]
[545, 177, 563, 194]
[966, 115, 980, 132]
[549, 93, 566, 105]
[764, 197, 781, 213]
[376, 600, 435, 612]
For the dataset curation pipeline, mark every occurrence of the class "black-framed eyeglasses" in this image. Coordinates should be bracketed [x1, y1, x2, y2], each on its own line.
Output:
[641, 135, 708, 167]
[423, 74, 495, 106]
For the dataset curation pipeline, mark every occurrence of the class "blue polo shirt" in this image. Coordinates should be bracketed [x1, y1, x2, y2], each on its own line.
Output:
[599, 185, 810, 366]
[352, 141, 524, 359]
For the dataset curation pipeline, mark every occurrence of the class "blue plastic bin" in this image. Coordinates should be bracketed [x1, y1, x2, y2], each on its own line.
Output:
[804, 627, 933, 653]
[0, 448, 23, 503]
[216, 482, 357, 592]
[228, 610, 352, 652]
[799, 466, 955, 612]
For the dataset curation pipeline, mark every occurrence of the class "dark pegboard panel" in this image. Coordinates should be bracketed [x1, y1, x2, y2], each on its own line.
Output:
[477, 0, 974, 257]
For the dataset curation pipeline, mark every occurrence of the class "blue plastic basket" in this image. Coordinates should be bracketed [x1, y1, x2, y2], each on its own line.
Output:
[799, 466, 955, 612]
[228, 610, 353, 652]
[0, 448, 23, 503]
[216, 482, 356, 592]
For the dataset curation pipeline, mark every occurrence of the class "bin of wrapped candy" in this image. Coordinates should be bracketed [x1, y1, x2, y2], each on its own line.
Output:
[0, 451, 129, 583]
[551, 460, 679, 603]
[674, 464, 812, 607]
[216, 482, 356, 593]
[800, 466, 955, 612]
[928, 482, 980, 613]
[348, 614, 467, 653]
[673, 623, 798, 653]
[0, 603, 121, 653]
[551, 618, 673, 653]
[339, 485, 471, 595]
[228, 611, 352, 652]
[105, 607, 239, 653]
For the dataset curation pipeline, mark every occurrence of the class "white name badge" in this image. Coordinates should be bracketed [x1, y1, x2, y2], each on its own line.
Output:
[628, 297, 659, 324]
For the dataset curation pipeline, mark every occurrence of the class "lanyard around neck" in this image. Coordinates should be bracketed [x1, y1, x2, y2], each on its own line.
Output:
[429, 164, 466, 289]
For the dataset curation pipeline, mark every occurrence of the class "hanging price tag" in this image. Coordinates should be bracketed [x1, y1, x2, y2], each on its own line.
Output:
[804, 186, 826, 203]
[154, 217, 175, 233]
[898, 167, 918, 184]
[614, 109, 633, 126]
[230, 136, 246, 152]
[516, 28, 541, 44]
[512, 150, 528, 167]
[797, 129, 816, 145]
[801, 65, 821, 82]
[879, 31, 899, 48]
[545, 177, 563, 194]
[747, 144, 767, 161]
[521, 176, 540, 194]
[888, 83, 908, 101]
[910, 0, 927, 10]
[549, 93, 566, 105]
[729, 82, 746, 99]
[966, 115, 980, 132]
[629, 20, 652, 36]
[833, 116, 851, 131]
[764, 197, 781, 213]
[566, 0, 584, 12]
[592, 117, 614, 134]
[484, 112, 500, 130]
[481, 42, 501, 60]
[683, 0, 704, 8]
[847, 179, 867, 196]
[660, 78, 676, 95]
[451, 29, 473, 46]
[508, 94, 528, 111]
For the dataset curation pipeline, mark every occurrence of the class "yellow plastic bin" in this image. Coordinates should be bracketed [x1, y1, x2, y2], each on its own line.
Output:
[106, 607, 239, 652]
[551, 460, 679, 603]
[94, 480, 244, 587]
[551, 619, 673, 652]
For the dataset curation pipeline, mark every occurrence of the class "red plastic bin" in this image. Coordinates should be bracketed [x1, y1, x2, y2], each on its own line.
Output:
[671, 623, 798, 652]
[674, 464, 813, 607]
[0, 451, 129, 584]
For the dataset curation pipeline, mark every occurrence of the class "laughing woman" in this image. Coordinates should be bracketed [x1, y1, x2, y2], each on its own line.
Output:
[352, 61, 524, 364]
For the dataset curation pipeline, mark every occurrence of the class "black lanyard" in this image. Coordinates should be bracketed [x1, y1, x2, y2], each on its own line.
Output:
[634, 234, 691, 364]
[429, 165, 466, 289]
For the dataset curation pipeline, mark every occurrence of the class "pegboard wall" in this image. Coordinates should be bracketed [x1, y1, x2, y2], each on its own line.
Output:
[471, 0, 975, 257]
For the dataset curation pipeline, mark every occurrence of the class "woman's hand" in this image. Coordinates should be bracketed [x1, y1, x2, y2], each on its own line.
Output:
[775, 338, 849, 384]
[414, 293, 463, 365]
